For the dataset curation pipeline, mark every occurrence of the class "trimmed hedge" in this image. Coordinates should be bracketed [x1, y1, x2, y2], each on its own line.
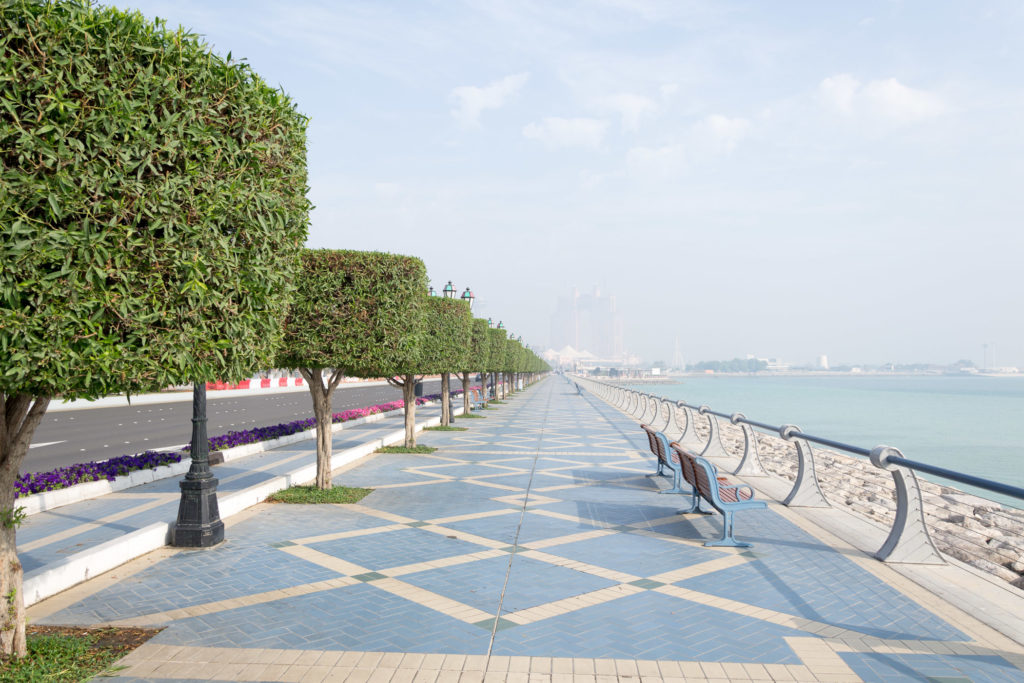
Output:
[276, 250, 427, 379]
[420, 297, 472, 374]
[1, 0, 311, 398]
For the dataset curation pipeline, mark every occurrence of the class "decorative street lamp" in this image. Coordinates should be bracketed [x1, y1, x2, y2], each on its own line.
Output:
[428, 285, 436, 297]
[460, 287, 475, 309]
[497, 320, 505, 329]
[172, 381, 224, 547]
[442, 280, 456, 299]
[488, 317, 493, 327]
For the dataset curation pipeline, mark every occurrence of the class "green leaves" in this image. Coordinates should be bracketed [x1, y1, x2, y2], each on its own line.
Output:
[1, 0, 311, 399]
[419, 297, 472, 374]
[275, 250, 426, 378]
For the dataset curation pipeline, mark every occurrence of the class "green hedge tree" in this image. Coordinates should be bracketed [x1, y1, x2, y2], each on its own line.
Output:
[459, 318, 491, 413]
[301, 251, 427, 448]
[503, 338, 522, 395]
[0, 1, 310, 657]
[275, 250, 425, 489]
[421, 298, 472, 426]
[487, 328, 508, 400]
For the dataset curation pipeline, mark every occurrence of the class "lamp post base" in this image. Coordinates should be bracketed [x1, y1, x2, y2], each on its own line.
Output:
[173, 475, 225, 547]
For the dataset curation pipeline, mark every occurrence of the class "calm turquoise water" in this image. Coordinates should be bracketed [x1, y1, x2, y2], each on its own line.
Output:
[625, 375, 1024, 508]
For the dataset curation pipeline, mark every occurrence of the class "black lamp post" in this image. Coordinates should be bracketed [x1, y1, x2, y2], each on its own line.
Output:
[487, 317, 493, 327]
[497, 320, 505, 329]
[442, 280, 456, 299]
[428, 285, 436, 297]
[461, 287, 475, 309]
[172, 381, 224, 547]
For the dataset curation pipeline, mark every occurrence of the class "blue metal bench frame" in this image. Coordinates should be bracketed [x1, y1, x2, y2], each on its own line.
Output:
[640, 425, 687, 494]
[669, 441, 766, 547]
[468, 387, 486, 409]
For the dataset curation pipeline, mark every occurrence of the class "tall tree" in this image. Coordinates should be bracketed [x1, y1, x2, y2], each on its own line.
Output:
[301, 251, 427, 448]
[487, 328, 508, 400]
[275, 250, 423, 489]
[421, 298, 472, 426]
[460, 318, 491, 413]
[0, 0, 310, 656]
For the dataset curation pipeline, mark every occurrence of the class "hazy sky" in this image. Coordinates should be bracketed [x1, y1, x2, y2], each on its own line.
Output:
[117, 0, 1024, 368]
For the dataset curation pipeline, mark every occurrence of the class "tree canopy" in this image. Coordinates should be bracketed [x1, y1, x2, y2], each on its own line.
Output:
[1, 0, 311, 399]
[280, 250, 427, 379]
[420, 297, 472, 375]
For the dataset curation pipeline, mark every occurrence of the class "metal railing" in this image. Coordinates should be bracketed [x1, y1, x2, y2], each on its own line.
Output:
[573, 375, 1024, 566]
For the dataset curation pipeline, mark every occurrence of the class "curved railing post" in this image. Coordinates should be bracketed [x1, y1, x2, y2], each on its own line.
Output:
[653, 398, 672, 433]
[646, 395, 660, 425]
[870, 446, 944, 565]
[676, 401, 704, 451]
[639, 394, 654, 423]
[633, 392, 646, 419]
[697, 405, 730, 459]
[780, 424, 830, 508]
[628, 391, 640, 417]
[663, 401, 683, 441]
[731, 413, 768, 477]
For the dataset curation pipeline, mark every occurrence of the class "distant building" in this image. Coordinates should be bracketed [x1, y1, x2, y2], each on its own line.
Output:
[817, 355, 829, 370]
[549, 286, 624, 359]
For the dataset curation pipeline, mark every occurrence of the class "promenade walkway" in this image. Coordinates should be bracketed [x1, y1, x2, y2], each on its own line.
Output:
[26, 378, 1024, 682]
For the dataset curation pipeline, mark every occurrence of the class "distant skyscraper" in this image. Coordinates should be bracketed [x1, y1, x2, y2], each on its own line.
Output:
[672, 337, 684, 370]
[549, 286, 624, 357]
[817, 355, 829, 370]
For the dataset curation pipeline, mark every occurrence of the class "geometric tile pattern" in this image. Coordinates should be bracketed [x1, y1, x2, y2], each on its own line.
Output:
[31, 379, 1024, 681]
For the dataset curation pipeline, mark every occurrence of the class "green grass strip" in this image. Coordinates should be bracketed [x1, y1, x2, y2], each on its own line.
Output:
[376, 445, 437, 454]
[268, 485, 373, 504]
[458, 413, 486, 418]
[425, 425, 468, 431]
[2, 633, 123, 682]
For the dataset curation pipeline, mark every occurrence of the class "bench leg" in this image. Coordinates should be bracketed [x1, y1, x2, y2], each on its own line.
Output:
[676, 490, 714, 514]
[703, 510, 752, 548]
[659, 466, 686, 494]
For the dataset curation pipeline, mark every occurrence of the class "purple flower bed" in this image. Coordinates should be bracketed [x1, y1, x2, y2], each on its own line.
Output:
[15, 388, 469, 499]
[15, 450, 184, 498]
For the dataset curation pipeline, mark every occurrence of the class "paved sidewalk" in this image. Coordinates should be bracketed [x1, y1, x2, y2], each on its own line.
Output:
[27, 379, 1024, 682]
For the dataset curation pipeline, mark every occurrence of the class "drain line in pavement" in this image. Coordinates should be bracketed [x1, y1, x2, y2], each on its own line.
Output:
[485, 385, 552, 659]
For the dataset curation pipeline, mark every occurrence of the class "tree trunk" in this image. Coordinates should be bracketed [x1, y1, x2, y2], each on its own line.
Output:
[441, 372, 451, 426]
[460, 372, 471, 414]
[1, 393, 50, 658]
[300, 369, 344, 490]
[402, 375, 417, 447]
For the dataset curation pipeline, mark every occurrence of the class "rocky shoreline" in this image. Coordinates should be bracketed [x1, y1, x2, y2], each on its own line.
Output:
[679, 411, 1024, 590]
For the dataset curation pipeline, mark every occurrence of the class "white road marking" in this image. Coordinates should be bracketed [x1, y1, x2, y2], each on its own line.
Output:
[29, 440, 67, 449]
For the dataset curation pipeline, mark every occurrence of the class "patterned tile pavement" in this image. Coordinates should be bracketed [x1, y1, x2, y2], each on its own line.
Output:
[27, 378, 1024, 681]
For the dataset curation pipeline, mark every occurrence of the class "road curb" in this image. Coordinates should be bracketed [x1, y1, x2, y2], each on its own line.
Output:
[20, 405, 429, 517]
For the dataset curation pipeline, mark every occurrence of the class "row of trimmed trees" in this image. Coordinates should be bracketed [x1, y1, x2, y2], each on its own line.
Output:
[0, 1, 547, 657]
[279, 249, 548, 490]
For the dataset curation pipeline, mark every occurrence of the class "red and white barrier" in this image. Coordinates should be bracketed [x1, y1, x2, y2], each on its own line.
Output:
[207, 377, 305, 391]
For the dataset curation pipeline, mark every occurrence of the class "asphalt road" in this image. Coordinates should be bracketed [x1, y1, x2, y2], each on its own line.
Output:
[26, 377, 466, 474]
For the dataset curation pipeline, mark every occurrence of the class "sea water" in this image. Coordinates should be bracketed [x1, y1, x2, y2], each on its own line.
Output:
[625, 375, 1024, 509]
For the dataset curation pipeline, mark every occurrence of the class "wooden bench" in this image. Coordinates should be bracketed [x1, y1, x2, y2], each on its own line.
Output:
[468, 387, 486, 409]
[669, 442, 766, 548]
[639, 424, 686, 494]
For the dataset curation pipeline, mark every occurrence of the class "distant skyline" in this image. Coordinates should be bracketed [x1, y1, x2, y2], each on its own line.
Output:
[117, 1, 1024, 367]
